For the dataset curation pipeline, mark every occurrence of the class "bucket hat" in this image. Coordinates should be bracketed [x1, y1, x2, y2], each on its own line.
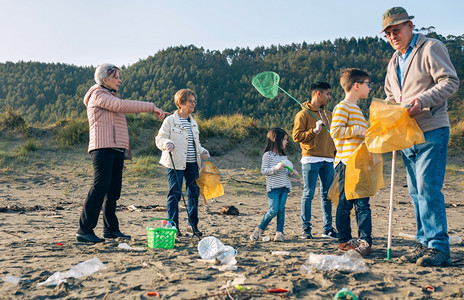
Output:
[381, 7, 414, 33]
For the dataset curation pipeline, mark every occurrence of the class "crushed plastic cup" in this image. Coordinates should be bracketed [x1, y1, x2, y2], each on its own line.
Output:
[198, 236, 226, 260]
[198, 236, 237, 266]
[300, 250, 368, 273]
[216, 246, 238, 265]
[262, 236, 271, 242]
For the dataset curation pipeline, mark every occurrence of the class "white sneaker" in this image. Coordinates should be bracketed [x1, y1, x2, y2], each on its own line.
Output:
[274, 231, 284, 242]
[250, 227, 263, 241]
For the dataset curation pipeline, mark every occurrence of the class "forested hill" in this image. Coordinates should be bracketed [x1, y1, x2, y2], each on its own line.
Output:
[1, 31, 463, 127]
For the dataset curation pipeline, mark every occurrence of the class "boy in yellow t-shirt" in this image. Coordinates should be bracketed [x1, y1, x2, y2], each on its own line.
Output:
[330, 68, 372, 257]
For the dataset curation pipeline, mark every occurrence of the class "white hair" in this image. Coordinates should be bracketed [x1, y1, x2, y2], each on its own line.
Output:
[94, 63, 119, 85]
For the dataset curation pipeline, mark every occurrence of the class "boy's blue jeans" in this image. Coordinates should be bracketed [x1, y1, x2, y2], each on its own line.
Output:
[301, 161, 335, 233]
[401, 127, 450, 255]
[259, 187, 289, 233]
[335, 163, 372, 245]
[166, 162, 200, 229]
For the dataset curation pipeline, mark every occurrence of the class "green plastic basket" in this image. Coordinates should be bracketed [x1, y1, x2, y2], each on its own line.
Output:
[146, 218, 177, 249]
[251, 71, 280, 99]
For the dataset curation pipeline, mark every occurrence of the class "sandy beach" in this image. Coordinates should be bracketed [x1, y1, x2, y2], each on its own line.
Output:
[1, 146, 463, 299]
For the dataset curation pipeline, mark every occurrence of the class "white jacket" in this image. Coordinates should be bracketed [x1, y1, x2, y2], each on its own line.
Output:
[155, 111, 207, 169]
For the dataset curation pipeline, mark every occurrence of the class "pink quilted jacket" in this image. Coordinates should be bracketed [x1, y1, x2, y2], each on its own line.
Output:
[84, 84, 156, 153]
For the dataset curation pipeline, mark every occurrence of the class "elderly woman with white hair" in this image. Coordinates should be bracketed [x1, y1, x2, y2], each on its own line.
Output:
[76, 63, 169, 243]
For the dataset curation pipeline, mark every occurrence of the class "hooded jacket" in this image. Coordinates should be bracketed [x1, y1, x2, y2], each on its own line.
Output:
[385, 33, 459, 132]
[83, 84, 156, 153]
[293, 101, 336, 158]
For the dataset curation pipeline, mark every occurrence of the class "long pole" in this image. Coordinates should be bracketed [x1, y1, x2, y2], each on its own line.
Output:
[387, 151, 396, 260]
[278, 87, 330, 133]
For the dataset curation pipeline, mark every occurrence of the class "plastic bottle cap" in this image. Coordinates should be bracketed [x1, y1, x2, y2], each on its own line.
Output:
[161, 220, 168, 224]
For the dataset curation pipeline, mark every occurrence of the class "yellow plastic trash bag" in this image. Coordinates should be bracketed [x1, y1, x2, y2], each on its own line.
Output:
[345, 142, 384, 200]
[365, 98, 425, 153]
[196, 161, 224, 204]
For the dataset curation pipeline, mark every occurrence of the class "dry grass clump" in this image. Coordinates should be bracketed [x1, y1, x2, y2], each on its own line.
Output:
[198, 114, 259, 141]
[52, 118, 88, 147]
[0, 105, 29, 136]
[449, 120, 464, 150]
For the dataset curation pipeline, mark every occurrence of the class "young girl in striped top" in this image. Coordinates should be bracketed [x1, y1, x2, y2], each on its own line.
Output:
[250, 128, 298, 242]
[330, 68, 372, 257]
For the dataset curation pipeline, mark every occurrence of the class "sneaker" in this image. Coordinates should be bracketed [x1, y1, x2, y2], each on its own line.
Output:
[321, 229, 338, 239]
[274, 231, 284, 242]
[416, 248, 452, 267]
[339, 239, 357, 252]
[399, 243, 428, 263]
[301, 231, 313, 239]
[250, 227, 263, 241]
[355, 239, 371, 257]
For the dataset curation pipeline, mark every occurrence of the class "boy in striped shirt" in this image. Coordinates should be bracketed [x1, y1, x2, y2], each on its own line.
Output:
[330, 68, 372, 257]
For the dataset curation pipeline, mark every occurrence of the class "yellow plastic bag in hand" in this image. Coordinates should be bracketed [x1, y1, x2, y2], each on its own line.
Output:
[345, 142, 384, 200]
[196, 161, 224, 204]
[365, 98, 425, 153]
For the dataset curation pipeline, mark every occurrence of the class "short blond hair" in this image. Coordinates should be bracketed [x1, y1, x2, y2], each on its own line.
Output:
[340, 68, 369, 92]
[174, 89, 197, 109]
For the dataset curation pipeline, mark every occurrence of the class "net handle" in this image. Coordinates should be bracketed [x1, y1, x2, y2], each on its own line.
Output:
[278, 87, 330, 133]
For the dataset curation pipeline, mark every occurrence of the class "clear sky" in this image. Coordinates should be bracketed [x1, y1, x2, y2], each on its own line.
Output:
[1, 0, 463, 67]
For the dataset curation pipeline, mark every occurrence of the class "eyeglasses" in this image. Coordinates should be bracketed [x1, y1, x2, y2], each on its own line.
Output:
[384, 23, 407, 38]
[187, 100, 197, 104]
[357, 81, 373, 88]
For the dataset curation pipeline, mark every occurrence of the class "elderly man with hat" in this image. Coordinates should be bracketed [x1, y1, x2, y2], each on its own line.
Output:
[382, 7, 459, 266]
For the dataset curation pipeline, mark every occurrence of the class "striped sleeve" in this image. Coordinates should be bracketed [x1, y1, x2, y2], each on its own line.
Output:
[330, 100, 367, 166]
[261, 152, 292, 192]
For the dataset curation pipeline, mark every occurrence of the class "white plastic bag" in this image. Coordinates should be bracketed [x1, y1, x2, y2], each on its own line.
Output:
[300, 250, 368, 273]
[37, 257, 105, 286]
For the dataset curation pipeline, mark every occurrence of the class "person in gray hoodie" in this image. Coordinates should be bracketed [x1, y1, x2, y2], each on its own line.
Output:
[382, 7, 459, 266]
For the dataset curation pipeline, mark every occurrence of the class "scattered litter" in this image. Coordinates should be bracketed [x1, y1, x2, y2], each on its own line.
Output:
[450, 235, 462, 245]
[262, 236, 270, 242]
[2, 276, 24, 285]
[211, 264, 238, 271]
[425, 285, 435, 292]
[198, 237, 237, 263]
[37, 257, 105, 286]
[220, 275, 246, 289]
[118, 243, 145, 251]
[266, 288, 288, 293]
[234, 285, 251, 291]
[146, 291, 160, 297]
[300, 250, 368, 273]
[127, 205, 140, 212]
[334, 288, 358, 300]
[400, 232, 462, 245]
[272, 251, 290, 256]
[219, 205, 239, 215]
[398, 232, 415, 239]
